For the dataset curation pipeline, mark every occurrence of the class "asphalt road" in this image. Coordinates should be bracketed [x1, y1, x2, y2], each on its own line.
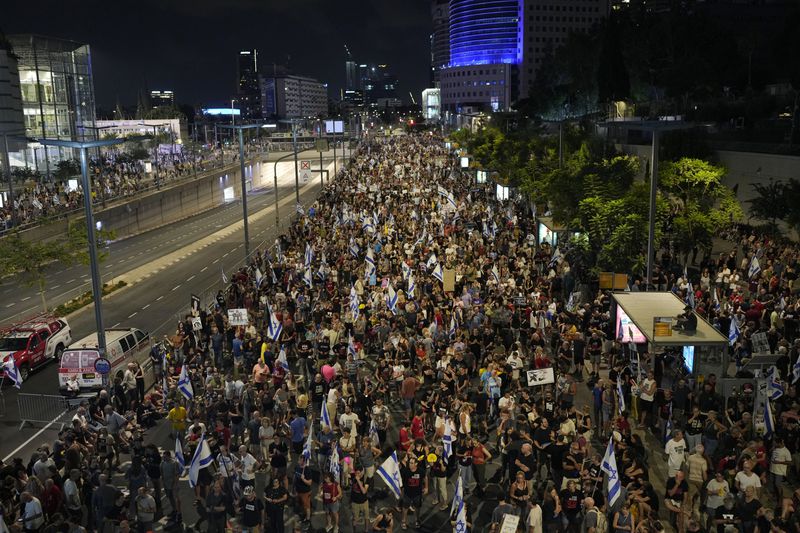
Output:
[0, 152, 339, 461]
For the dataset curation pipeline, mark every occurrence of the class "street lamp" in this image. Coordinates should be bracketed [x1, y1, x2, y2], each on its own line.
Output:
[599, 120, 695, 290]
[217, 123, 264, 260]
[77, 124, 114, 160]
[139, 122, 170, 184]
[278, 119, 302, 204]
[36, 136, 141, 360]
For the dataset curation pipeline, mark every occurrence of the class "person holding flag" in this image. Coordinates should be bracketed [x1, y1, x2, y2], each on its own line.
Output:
[398, 453, 427, 530]
[188, 432, 214, 493]
[2, 354, 22, 389]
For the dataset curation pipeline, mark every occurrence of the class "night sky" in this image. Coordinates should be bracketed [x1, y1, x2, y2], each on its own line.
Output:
[3, 0, 433, 109]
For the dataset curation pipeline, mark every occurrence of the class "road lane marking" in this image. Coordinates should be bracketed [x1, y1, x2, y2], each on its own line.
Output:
[186, 275, 195, 282]
[20, 297, 30, 302]
[156, 296, 164, 301]
[171, 284, 181, 291]
[66, 279, 75, 283]
[142, 304, 150, 310]
[212, 258, 220, 264]
[200, 266, 208, 272]
[112, 322, 120, 328]
[5, 303, 14, 308]
[128, 312, 137, 318]
[3, 414, 63, 462]
[50, 285, 60, 290]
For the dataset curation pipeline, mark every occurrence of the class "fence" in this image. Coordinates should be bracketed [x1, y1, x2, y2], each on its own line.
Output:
[17, 393, 84, 431]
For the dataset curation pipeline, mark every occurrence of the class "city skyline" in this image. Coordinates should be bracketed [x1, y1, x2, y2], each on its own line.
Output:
[1, 0, 432, 108]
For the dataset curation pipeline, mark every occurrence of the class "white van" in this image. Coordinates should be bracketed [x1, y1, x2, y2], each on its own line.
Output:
[58, 328, 152, 393]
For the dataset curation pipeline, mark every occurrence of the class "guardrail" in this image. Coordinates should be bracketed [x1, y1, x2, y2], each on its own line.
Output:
[17, 392, 84, 431]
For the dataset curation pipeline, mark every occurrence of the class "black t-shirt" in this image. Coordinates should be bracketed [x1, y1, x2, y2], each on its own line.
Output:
[311, 381, 326, 403]
[666, 477, 689, 502]
[737, 498, 762, 522]
[401, 466, 424, 497]
[715, 506, 740, 533]
[515, 452, 535, 480]
[294, 465, 311, 493]
[351, 478, 369, 504]
[239, 497, 263, 526]
[297, 340, 313, 358]
[264, 486, 287, 509]
[686, 415, 705, 435]
[560, 489, 584, 517]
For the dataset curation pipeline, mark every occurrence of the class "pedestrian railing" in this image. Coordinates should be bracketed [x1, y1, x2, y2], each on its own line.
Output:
[17, 393, 83, 431]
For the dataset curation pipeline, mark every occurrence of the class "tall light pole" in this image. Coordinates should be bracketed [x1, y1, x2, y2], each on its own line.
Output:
[37, 136, 138, 359]
[277, 119, 302, 204]
[218, 123, 263, 260]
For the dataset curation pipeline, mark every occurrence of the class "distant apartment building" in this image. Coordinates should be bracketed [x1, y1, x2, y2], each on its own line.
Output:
[260, 73, 328, 119]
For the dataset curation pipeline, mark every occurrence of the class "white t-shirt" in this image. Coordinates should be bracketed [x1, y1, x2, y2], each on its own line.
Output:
[23, 497, 44, 529]
[665, 438, 687, 475]
[64, 479, 81, 510]
[217, 453, 235, 478]
[340, 413, 360, 435]
[705, 478, 730, 510]
[240, 453, 258, 481]
[734, 471, 762, 492]
[640, 379, 656, 402]
[770, 446, 792, 476]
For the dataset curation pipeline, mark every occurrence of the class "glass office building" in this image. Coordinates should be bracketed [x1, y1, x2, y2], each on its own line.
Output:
[7, 35, 97, 173]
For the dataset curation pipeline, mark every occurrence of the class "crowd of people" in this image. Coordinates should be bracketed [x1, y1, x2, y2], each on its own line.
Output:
[4, 130, 800, 533]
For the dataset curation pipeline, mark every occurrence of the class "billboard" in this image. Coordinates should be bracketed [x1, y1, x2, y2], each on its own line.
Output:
[325, 120, 344, 134]
[615, 305, 647, 343]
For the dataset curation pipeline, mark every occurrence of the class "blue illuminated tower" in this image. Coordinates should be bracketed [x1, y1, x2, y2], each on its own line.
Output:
[448, 0, 522, 67]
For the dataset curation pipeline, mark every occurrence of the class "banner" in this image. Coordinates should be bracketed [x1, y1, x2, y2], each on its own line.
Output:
[190, 294, 201, 316]
[227, 308, 249, 326]
[526, 368, 555, 386]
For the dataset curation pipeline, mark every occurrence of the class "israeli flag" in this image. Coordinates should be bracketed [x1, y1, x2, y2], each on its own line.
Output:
[566, 292, 576, 312]
[277, 346, 290, 370]
[267, 302, 283, 342]
[369, 418, 380, 446]
[449, 315, 457, 338]
[442, 419, 453, 461]
[402, 262, 412, 281]
[348, 334, 359, 360]
[765, 400, 775, 437]
[450, 476, 464, 518]
[491, 220, 498, 238]
[162, 352, 169, 394]
[304, 243, 314, 268]
[330, 445, 341, 482]
[767, 366, 785, 400]
[386, 284, 398, 315]
[549, 247, 563, 269]
[482, 221, 491, 239]
[349, 238, 360, 258]
[426, 253, 438, 271]
[749, 256, 761, 279]
[321, 399, 332, 430]
[175, 437, 185, 470]
[407, 274, 416, 299]
[455, 498, 467, 533]
[275, 240, 284, 263]
[177, 364, 194, 401]
[713, 288, 721, 312]
[729, 316, 740, 347]
[437, 185, 457, 209]
[663, 404, 673, 444]
[601, 438, 622, 508]
[221, 266, 228, 285]
[303, 267, 313, 287]
[3, 355, 22, 389]
[685, 289, 695, 309]
[254, 268, 264, 288]
[365, 247, 377, 279]
[491, 265, 500, 284]
[617, 379, 626, 414]
[432, 263, 444, 282]
[268, 261, 278, 284]
[302, 427, 314, 460]
[350, 286, 360, 321]
[362, 217, 374, 234]
[376, 452, 403, 500]
[188, 433, 214, 488]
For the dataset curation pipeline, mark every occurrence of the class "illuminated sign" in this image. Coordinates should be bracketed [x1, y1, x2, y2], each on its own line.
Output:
[615, 306, 647, 343]
[202, 108, 241, 116]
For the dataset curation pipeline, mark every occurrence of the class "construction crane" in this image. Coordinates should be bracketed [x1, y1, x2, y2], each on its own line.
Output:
[344, 44, 352, 60]
[408, 92, 417, 105]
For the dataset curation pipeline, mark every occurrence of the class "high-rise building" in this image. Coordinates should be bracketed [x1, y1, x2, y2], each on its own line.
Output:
[435, 0, 608, 120]
[362, 64, 401, 108]
[430, 0, 450, 86]
[422, 88, 441, 120]
[519, 0, 608, 101]
[260, 73, 328, 119]
[150, 90, 174, 108]
[345, 60, 359, 91]
[8, 34, 97, 170]
[237, 49, 261, 119]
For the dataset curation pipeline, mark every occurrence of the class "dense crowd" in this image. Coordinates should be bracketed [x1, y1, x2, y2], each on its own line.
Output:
[4, 130, 800, 533]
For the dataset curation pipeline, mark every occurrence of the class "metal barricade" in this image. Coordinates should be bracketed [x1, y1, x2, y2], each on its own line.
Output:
[17, 393, 81, 431]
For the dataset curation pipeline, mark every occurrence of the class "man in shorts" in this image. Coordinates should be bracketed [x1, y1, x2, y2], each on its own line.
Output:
[351, 468, 370, 532]
[400, 455, 427, 529]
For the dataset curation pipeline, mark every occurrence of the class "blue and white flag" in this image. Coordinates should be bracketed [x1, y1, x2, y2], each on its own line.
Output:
[442, 418, 453, 461]
[482, 221, 491, 239]
[454, 500, 466, 533]
[448, 315, 457, 338]
[277, 346, 289, 370]
[685, 289, 695, 309]
[348, 334, 359, 360]
[304, 243, 314, 268]
[566, 292, 576, 312]
[407, 274, 416, 299]
[713, 289, 721, 312]
[663, 404, 673, 444]
[275, 240, 284, 264]
[549, 247, 563, 269]
[749, 256, 761, 279]
[491, 265, 500, 284]
[432, 262, 444, 283]
[330, 445, 341, 482]
[616, 379, 626, 414]
[767, 366, 785, 400]
[188, 433, 214, 488]
[175, 437, 185, 470]
[491, 220, 498, 238]
[349, 238, 360, 258]
[437, 185, 457, 209]
[162, 352, 169, 394]
[321, 399, 332, 430]
[221, 266, 228, 285]
[254, 268, 264, 288]
[376, 451, 403, 500]
[303, 267, 313, 287]
[426, 253, 438, 271]
[362, 217, 374, 234]
[365, 247, 376, 279]
[386, 284, 398, 315]
[349, 286, 360, 321]
[402, 262, 412, 281]
[765, 399, 775, 437]
[793, 352, 800, 384]
[268, 260, 278, 284]
[177, 364, 193, 401]
[450, 476, 464, 518]
[302, 426, 314, 460]
[3, 355, 22, 389]
[601, 438, 622, 508]
[369, 418, 380, 447]
[267, 302, 283, 342]
[729, 316, 740, 347]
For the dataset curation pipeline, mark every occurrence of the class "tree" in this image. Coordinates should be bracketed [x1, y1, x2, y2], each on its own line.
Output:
[748, 179, 787, 232]
[659, 158, 743, 262]
[54, 159, 80, 181]
[0, 222, 115, 311]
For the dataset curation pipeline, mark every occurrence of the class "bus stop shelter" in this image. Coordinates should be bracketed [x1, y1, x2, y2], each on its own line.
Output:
[611, 292, 729, 383]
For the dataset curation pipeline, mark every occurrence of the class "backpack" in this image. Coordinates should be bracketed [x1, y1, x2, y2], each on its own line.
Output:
[587, 508, 607, 533]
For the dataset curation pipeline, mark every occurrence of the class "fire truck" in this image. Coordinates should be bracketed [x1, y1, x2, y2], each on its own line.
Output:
[0, 313, 72, 381]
